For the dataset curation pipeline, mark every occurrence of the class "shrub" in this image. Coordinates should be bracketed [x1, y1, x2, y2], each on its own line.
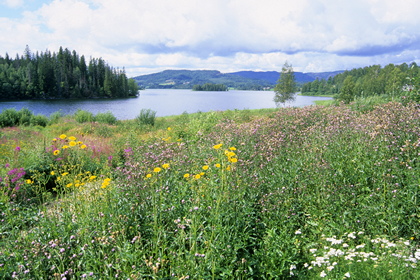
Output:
[74, 109, 94, 123]
[30, 115, 49, 127]
[95, 111, 118, 125]
[136, 108, 156, 126]
[49, 111, 63, 125]
[0, 108, 19, 127]
[17, 108, 33, 126]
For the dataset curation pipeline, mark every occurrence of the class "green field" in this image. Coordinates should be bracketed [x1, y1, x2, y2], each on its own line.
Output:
[0, 100, 419, 279]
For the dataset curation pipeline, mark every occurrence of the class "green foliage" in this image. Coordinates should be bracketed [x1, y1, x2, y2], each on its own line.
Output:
[192, 83, 228, 91]
[133, 69, 273, 90]
[1, 102, 420, 279]
[74, 109, 94, 123]
[301, 62, 420, 103]
[136, 108, 157, 126]
[0, 46, 139, 100]
[17, 108, 33, 126]
[274, 62, 297, 106]
[48, 111, 63, 125]
[0, 108, 19, 127]
[0, 108, 49, 127]
[95, 111, 118, 125]
[336, 75, 355, 103]
[29, 114, 48, 127]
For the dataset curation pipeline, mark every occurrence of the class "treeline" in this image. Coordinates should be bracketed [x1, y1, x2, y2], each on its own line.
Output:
[0, 46, 139, 100]
[192, 83, 228, 91]
[301, 62, 420, 101]
[133, 70, 272, 90]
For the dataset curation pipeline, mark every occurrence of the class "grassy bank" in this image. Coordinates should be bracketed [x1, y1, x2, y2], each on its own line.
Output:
[1, 101, 419, 279]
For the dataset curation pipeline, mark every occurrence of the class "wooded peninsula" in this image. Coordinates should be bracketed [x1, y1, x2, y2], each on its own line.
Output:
[0, 46, 139, 100]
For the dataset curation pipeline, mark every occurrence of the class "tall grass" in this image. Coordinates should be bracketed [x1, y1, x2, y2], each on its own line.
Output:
[0, 101, 419, 279]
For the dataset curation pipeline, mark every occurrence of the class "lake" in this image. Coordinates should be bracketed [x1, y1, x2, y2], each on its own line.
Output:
[0, 89, 332, 120]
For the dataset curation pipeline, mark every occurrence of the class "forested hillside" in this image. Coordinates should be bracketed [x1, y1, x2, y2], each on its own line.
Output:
[0, 46, 139, 100]
[133, 70, 272, 90]
[133, 69, 343, 90]
[301, 62, 420, 101]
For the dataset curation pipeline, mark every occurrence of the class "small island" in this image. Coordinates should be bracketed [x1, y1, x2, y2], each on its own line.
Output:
[192, 83, 228, 91]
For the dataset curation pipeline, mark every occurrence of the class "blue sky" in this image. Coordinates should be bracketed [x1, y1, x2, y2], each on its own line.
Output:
[1, 0, 419, 77]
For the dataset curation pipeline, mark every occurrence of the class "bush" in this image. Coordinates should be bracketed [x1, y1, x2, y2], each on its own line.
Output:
[136, 108, 156, 126]
[74, 109, 94, 123]
[49, 111, 63, 125]
[30, 115, 49, 127]
[95, 111, 118, 125]
[0, 108, 19, 127]
[17, 108, 33, 126]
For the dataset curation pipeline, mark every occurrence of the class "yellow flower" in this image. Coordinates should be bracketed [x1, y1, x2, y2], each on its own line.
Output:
[66, 183, 73, 188]
[162, 163, 170, 169]
[62, 172, 69, 176]
[77, 141, 83, 145]
[53, 149, 60, 155]
[62, 145, 69, 149]
[167, 127, 171, 131]
[80, 144, 87, 149]
[214, 163, 221, 168]
[200, 172, 205, 176]
[50, 171, 55, 176]
[26, 179, 32, 184]
[89, 175, 97, 181]
[202, 165, 209, 170]
[59, 134, 67, 139]
[226, 166, 231, 171]
[69, 141, 77, 147]
[101, 178, 111, 189]
[68, 136, 77, 141]
[146, 173, 152, 178]
[229, 147, 237, 151]
[194, 174, 201, 179]
[229, 158, 238, 163]
[225, 151, 236, 157]
[153, 167, 162, 173]
[52, 138, 57, 142]
[213, 143, 223, 149]
[183, 173, 190, 178]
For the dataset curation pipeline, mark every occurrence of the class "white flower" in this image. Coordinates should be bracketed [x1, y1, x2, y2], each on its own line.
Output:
[295, 229, 302, 235]
[348, 232, 356, 239]
[320, 270, 327, 278]
[344, 272, 351, 278]
[327, 266, 334, 271]
[355, 244, 365, 249]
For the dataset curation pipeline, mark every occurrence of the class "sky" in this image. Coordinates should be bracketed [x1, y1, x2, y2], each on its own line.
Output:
[1, 0, 420, 78]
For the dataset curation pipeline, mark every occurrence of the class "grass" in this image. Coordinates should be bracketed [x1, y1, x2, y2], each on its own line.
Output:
[0, 99, 419, 279]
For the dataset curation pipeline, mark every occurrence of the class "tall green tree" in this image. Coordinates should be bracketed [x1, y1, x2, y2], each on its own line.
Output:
[274, 62, 297, 106]
[337, 75, 355, 103]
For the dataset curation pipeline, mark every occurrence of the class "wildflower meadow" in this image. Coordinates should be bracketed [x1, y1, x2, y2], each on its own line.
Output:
[0, 101, 419, 279]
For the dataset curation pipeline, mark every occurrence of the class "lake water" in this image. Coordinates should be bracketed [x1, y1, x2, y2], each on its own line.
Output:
[0, 89, 332, 120]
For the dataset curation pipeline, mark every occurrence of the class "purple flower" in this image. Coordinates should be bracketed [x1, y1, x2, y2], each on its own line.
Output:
[15, 146, 21, 151]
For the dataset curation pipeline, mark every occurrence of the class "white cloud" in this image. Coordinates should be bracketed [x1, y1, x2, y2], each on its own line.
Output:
[0, 0, 420, 76]
[2, 0, 24, 8]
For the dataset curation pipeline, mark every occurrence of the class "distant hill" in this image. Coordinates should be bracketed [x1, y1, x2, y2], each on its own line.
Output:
[133, 69, 344, 90]
[229, 70, 345, 84]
